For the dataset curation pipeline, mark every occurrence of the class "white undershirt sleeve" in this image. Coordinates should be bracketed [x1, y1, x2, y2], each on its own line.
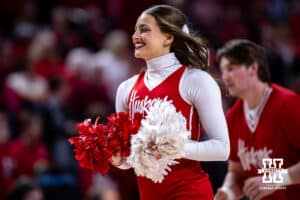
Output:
[114, 75, 138, 169]
[181, 69, 230, 161]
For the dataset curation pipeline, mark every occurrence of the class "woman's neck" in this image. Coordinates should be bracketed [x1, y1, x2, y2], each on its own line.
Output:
[146, 53, 181, 72]
[143, 53, 182, 90]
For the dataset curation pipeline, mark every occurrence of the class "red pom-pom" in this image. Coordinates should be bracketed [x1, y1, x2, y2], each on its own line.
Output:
[69, 112, 142, 175]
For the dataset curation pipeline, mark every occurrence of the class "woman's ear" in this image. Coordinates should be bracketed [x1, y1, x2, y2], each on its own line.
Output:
[163, 33, 174, 47]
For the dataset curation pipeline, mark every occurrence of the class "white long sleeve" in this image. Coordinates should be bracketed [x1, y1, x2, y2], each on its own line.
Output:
[115, 75, 138, 169]
[115, 53, 229, 166]
[180, 69, 230, 161]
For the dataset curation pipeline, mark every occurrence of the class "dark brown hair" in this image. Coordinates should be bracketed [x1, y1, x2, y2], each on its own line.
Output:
[216, 39, 271, 82]
[143, 5, 208, 71]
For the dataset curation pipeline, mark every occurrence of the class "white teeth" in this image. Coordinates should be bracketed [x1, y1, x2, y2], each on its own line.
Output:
[135, 43, 145, 49]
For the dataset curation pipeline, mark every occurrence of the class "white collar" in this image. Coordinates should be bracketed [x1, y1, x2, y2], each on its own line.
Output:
[146, 53, 181, 72]
[244, 85, 273, 133]
[144, 53, 182, 90]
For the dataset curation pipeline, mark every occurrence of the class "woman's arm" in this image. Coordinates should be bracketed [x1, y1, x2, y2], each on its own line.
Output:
[113, 75, 139, 169]
[181, 69, 230, 161]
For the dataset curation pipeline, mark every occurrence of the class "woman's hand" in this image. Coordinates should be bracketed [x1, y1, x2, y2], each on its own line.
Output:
[111, 152, 122, 166]
[146, 141, 163, 159]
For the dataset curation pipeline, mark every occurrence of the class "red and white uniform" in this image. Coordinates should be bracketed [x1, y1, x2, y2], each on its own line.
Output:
[227, 84, 300, 200]
[116, 53, 229, 200]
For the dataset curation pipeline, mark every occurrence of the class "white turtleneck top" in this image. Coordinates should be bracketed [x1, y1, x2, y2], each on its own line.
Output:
[115, 53, 229, 167]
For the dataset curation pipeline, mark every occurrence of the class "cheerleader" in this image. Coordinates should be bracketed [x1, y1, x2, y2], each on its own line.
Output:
[112, 5, 230, 200]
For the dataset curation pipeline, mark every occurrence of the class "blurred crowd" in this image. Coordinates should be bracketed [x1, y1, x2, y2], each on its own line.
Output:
[0, 0, 299, 199]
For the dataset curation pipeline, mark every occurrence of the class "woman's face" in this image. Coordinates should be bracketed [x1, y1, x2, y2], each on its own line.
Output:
[132, 13, 173, 60]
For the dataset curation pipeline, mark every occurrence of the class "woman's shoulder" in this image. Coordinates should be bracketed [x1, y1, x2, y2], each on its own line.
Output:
[117, 73, 140, 92]
[183, 67, 218, 88]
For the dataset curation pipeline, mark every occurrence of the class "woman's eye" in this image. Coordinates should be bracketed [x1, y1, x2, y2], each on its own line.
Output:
[140, 28, 150, 32]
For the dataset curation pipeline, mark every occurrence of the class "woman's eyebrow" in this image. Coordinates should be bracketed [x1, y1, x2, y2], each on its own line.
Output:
[135, 23, 148, 30]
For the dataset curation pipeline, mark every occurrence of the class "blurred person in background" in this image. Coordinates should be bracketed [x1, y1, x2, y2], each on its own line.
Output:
[51, 6, 81, 58]
[41, 77, 77, 173]
[27, 29, 66, 80]
[93, 30, 132, 103]
[8, 111, 50, 184]
[0, 40, 15, 110]
[8, 177, 43, 200]
[4, 58, 48, 115]
[4, 57, 48, 138]
[215, 39, 300, 200]
[65, 47, 111, 120]
[0, 112, 13, 199]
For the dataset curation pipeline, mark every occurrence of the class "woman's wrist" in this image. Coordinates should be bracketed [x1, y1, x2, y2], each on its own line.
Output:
[111, 153, 123, 166]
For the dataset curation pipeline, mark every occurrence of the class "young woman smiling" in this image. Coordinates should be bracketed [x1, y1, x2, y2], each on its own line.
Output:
[112, 5, 230, 200]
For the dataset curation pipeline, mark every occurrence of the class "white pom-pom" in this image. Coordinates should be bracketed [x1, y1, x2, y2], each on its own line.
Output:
[128, 98, 189, 183]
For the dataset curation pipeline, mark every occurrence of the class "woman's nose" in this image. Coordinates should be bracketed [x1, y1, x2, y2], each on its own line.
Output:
[132, 31, 139, 42]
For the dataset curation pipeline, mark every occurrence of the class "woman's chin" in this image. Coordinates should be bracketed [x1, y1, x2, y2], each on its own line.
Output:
[134, 51, 145, 59]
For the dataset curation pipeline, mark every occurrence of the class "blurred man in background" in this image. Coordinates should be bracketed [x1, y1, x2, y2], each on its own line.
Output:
[215, 39, 300, 200]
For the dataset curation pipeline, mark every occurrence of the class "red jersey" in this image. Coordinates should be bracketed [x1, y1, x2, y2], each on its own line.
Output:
[128, 66, 213, 200]
[227, 84, 300, 200]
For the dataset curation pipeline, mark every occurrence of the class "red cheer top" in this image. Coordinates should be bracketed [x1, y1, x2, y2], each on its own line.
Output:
[128, 66, 213, 200]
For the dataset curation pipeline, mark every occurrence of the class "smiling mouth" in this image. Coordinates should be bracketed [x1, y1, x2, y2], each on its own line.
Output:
[135, 43, 145, 49]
